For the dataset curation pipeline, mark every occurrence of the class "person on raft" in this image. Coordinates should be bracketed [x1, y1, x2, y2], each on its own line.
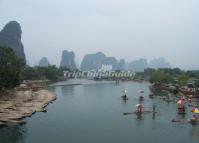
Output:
[166, 94, 170, 101]
[136, 104, 143, 113]
[177, 96, 186, 113]
[122, 94, 128, 100]
[188, 98, 192, 106]
[122, 90, 128, 100]
[190, 114, 197, 123]
[139, 96, 144, 102]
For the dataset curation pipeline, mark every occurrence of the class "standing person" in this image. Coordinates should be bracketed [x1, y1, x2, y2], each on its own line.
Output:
[139, 96, 144, 105]
[181, 98, 186, 113]
[136, 104, 143, 113]
[177, 98, 186, 114]
[122, 89, 127, 96]
[122, 89, 128, 100]
[139, 96, 144, 102]
[188, 98, 192, 106]
[166, 94, 169, 101]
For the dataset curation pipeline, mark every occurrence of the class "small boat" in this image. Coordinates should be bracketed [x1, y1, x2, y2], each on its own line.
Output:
[121, 95, 128, 100]
[149, 94, 154, 98]
[190, 119, 198, 125]
[178, 112, 186, 115]
[164, 99, 173, 103]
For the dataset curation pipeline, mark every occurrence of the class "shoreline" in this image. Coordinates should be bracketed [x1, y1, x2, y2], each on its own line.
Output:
[0, 82, 56, 126]
[48, 78, 148, 87]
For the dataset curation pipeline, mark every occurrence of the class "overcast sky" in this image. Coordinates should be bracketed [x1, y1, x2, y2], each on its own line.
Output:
[0, 0, 199, 69]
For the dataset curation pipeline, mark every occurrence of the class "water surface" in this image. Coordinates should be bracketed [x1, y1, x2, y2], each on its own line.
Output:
[0, 81, 198, 143]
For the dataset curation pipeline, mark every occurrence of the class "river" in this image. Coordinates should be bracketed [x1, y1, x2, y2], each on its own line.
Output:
[0, 80, 199, 143]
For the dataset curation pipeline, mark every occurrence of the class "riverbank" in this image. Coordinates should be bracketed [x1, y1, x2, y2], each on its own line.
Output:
[48, 79, 117, 87]
[0, 82, 56, 126]
[150, 83, 199, 96]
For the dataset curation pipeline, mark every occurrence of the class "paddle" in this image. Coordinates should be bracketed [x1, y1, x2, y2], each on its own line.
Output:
[123, 111, 157, 115]
[123, 112, 136, 115]
[178, 112, 186, 115]
[171, 119, 188, 123]
[171, 119, 199, 125]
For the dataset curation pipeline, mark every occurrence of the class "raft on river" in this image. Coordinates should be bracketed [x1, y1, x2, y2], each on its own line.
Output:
[123, 110, 157, 115]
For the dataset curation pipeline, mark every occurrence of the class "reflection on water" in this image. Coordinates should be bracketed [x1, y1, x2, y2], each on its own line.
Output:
[0, 125, 26, 143]
[152, 112, 156, 120]
[191, 126, 199, 140]
[61, 85, 75, 98]
[136, 114, 143, 120]
[121, 99, 127, 104]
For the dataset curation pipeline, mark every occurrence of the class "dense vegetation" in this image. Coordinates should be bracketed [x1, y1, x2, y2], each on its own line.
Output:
[135, 68, 199, 88]
[21, 65, 64, 81]
[0, 46, 65, 90]
[0, 46, 22, 90]
[150, 70, 172, 84]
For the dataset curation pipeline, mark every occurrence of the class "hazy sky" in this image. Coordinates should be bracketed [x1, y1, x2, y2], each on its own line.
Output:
[0, 0, 199, 69]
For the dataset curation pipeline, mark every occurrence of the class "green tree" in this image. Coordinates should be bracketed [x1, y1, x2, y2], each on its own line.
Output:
[186, 70, 199, 79]
[43, 65, 63, 80]
[177, 73, 189, 86]
[21, 65, 64, 81]
[160, 68, 182, 76]
[59, 66, 70, 72]
[21, 65, 40, 80]
[36, 65, 63, 81]
[0, 46, 22, 90]
[143, 68, 155, 80]
[150, 70, 172, 84]
[194, 80, 199, 91]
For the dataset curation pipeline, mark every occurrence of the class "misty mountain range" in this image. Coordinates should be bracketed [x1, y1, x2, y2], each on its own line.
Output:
[0, 21, 171, 71]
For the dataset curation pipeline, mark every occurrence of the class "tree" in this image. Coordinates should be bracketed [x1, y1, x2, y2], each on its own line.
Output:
[194, 80, 199, 91]
[21, 65, 64, 81]
[160, 68, 182, 76]
[150, 70, 172, 84]
[21, 65, 40, 80]
[144, 68, 155, 80]
[36, 65, 63, 81]
[177, 73, 189, 86]
[186, 70, 199, 79]
[0, 46, 22, 90]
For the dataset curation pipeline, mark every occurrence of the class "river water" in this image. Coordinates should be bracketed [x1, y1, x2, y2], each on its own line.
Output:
[0, 80, 199, 143]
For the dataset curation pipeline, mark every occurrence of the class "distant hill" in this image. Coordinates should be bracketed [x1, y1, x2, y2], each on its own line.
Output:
[126, 58, 171, 72]
[126, 59, 148, 72]
[39, 57, 50, 67]
[81, 52, 125, 71]
[0, 21, 26, 64]
[60, 50, 77, 71]
[149, 58, 171, 69]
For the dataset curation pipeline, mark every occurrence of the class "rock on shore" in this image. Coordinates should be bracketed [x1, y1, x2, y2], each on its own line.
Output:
[0, 86, 56, 126]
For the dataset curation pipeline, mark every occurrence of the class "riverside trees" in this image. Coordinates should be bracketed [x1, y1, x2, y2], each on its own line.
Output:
[0, 46, 22, 90]
[21, 65, 63, 81]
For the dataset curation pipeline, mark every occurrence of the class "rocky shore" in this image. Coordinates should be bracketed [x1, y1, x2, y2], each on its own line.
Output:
[0, 82, 56, 126]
